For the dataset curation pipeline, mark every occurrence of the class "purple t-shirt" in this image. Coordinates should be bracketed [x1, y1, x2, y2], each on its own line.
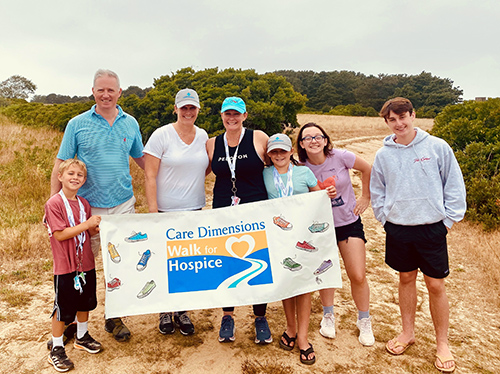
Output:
[305, 149, 357, 227]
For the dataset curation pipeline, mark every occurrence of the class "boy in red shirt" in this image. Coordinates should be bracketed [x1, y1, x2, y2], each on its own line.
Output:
[45, 159, 102, 372]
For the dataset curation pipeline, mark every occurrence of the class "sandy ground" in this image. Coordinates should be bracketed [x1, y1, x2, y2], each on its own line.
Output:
[2, 116, 500, 373]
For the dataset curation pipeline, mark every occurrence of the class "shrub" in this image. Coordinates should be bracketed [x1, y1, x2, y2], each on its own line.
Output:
[432, 99, 500, 230]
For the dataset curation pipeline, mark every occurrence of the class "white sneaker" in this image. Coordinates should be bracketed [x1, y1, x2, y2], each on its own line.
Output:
[320, 313, 336, 338]
[356, 317, 375, 346]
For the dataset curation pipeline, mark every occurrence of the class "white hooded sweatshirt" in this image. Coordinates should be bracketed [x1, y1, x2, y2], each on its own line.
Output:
[370, 127, 466, 228]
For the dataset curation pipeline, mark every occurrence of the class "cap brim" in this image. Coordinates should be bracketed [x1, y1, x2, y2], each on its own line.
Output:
[177, 100, 200, 109]
[267, 144, 292, 152]
[221, 105, 245, 113]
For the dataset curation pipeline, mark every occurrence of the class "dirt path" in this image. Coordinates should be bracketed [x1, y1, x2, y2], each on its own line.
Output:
[2, 121, 500, 373]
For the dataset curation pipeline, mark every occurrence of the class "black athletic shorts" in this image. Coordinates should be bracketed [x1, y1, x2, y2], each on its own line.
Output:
[51, 268, 97, 324]
[335, 216, 367, 243]
[384, 221, 449, 279]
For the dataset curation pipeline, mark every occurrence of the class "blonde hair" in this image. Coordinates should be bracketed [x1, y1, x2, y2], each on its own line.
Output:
[59, 159, 87, 177]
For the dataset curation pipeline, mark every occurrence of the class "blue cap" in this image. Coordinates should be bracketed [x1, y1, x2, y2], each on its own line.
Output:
[221, 97, 246, 113]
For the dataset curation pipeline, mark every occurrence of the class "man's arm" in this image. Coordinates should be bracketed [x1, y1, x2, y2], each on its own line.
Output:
[133, 155, 145, 170]
[50, 158, 64, 197]
[441, 148, 467, 228]
[144, 154, 160, 213]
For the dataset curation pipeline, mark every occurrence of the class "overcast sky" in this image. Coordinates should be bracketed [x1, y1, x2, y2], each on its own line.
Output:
[1, 0, 498, 100]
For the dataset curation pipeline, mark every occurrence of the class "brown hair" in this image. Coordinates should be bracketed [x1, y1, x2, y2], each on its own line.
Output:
[379, 97, 414, 121]
[59, 158, 87, 177]
[296, 122, 332, 163]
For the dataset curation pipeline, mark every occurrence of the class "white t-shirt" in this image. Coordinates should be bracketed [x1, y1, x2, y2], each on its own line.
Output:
[144, 124, 209, 212]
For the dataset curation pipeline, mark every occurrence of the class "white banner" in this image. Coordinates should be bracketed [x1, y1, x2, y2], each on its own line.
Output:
[99, 191, 342, 318]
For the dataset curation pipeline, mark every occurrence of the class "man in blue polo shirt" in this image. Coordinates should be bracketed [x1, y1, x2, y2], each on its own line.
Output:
[49, 69, 144, 343]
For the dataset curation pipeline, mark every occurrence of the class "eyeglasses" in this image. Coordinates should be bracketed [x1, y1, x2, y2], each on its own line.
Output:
[301, 135, 326, 143]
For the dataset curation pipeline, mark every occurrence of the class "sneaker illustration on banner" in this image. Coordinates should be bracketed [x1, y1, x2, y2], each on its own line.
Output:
[107, 242, 121, 264]
[137, 280, 156, 299]
[273, 215, 293, 230]
[107, 277, 121, 292]
[314, 259, 333, 284]
[125, 231, 148, 243]
[308, 221, 329, 233]
[136, 249, 151, 271]
[314, 259, 333, 275]
[296, 240, 318, 252]
[281, 257, 302, 271]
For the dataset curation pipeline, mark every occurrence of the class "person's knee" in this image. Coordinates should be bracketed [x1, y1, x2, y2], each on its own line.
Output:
[425, 277, 446, 295]
[399, 271, 418, 285]
[348, 271, 367, 287]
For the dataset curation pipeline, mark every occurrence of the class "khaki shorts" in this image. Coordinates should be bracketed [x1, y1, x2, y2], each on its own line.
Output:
[90, 196, 136, 258]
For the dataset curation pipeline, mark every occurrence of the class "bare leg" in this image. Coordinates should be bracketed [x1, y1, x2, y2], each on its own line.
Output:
[424, 275, 454, 371]
[296, 293, 313, 361]
[281, 297, 297, 347]
[76, 311, 89, 323]
[52, 315, 65, 338]
[296, 294, 311, 347]
[338, 238, 370, 312]
[319, 287, 335, 307]
[387, 270, 417, 353]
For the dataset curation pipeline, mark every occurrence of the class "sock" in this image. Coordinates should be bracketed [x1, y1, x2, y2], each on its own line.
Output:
[358, 310, 370, 320]
[322, 305, 334, 315]
[52, 335, 64, 348]
[77, 321, 88, 339]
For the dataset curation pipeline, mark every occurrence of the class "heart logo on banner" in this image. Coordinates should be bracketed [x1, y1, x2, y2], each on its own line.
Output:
[225, 235, 255, 259]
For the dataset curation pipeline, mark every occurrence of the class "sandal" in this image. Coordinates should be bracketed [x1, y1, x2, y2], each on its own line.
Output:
[279, 331, 296, 351]
[434, 354, 456, 373]
[300, 343, 316, 365]
[386, 337, 415, 355]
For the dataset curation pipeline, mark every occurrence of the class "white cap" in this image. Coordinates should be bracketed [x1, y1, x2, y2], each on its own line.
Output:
[267, 134, 292, 152]
[175, 88, 200, 108]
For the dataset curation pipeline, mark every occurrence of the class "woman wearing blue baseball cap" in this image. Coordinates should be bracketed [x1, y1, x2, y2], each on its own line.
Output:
[206, 96, 271, 344]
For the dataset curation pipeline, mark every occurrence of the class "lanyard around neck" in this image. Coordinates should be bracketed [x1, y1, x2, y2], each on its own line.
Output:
[223, 128, 246, 180]
[58, 190, 87, 269]
[272, 164, 294, 197]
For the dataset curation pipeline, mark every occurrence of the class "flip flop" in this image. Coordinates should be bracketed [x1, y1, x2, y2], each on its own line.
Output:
[385, 337, 415, 355]
[279, 331, 296, 351]
[300, 343, 316, 365]
[434, 354, 456, 373]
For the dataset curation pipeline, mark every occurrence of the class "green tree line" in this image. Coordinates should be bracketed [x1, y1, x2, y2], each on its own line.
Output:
[0, 68, 306, 140]
[274, 70, 463, 117]
[432, 98, 500, 230]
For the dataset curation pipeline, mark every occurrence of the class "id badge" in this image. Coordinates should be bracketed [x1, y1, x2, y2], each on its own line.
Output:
[79, 271, 86, 286]
[231, 196, 241, 206]
[74, 275, 83, 294]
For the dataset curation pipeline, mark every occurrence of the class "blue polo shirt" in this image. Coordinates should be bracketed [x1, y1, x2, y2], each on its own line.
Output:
[57, 105, 144, 208]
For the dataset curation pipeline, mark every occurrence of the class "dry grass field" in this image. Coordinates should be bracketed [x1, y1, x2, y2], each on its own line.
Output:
[1, 113, 500, 373]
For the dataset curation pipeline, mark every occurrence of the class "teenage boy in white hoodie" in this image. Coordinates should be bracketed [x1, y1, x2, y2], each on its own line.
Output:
[370, 97, 466, 373]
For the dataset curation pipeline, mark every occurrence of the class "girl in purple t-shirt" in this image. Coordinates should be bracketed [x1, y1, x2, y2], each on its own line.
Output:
[297, 122, 375, 347]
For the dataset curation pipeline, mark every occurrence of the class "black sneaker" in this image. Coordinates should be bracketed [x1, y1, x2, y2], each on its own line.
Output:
[254, 316, 272, 344]
[47, 323, 77, 350]
[174, 312, 195, 336]
[159, 312, 175, 334]
[48, 346, 74, 372]
[104, 317, 131, 342]
[74, 332, 102, 354]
